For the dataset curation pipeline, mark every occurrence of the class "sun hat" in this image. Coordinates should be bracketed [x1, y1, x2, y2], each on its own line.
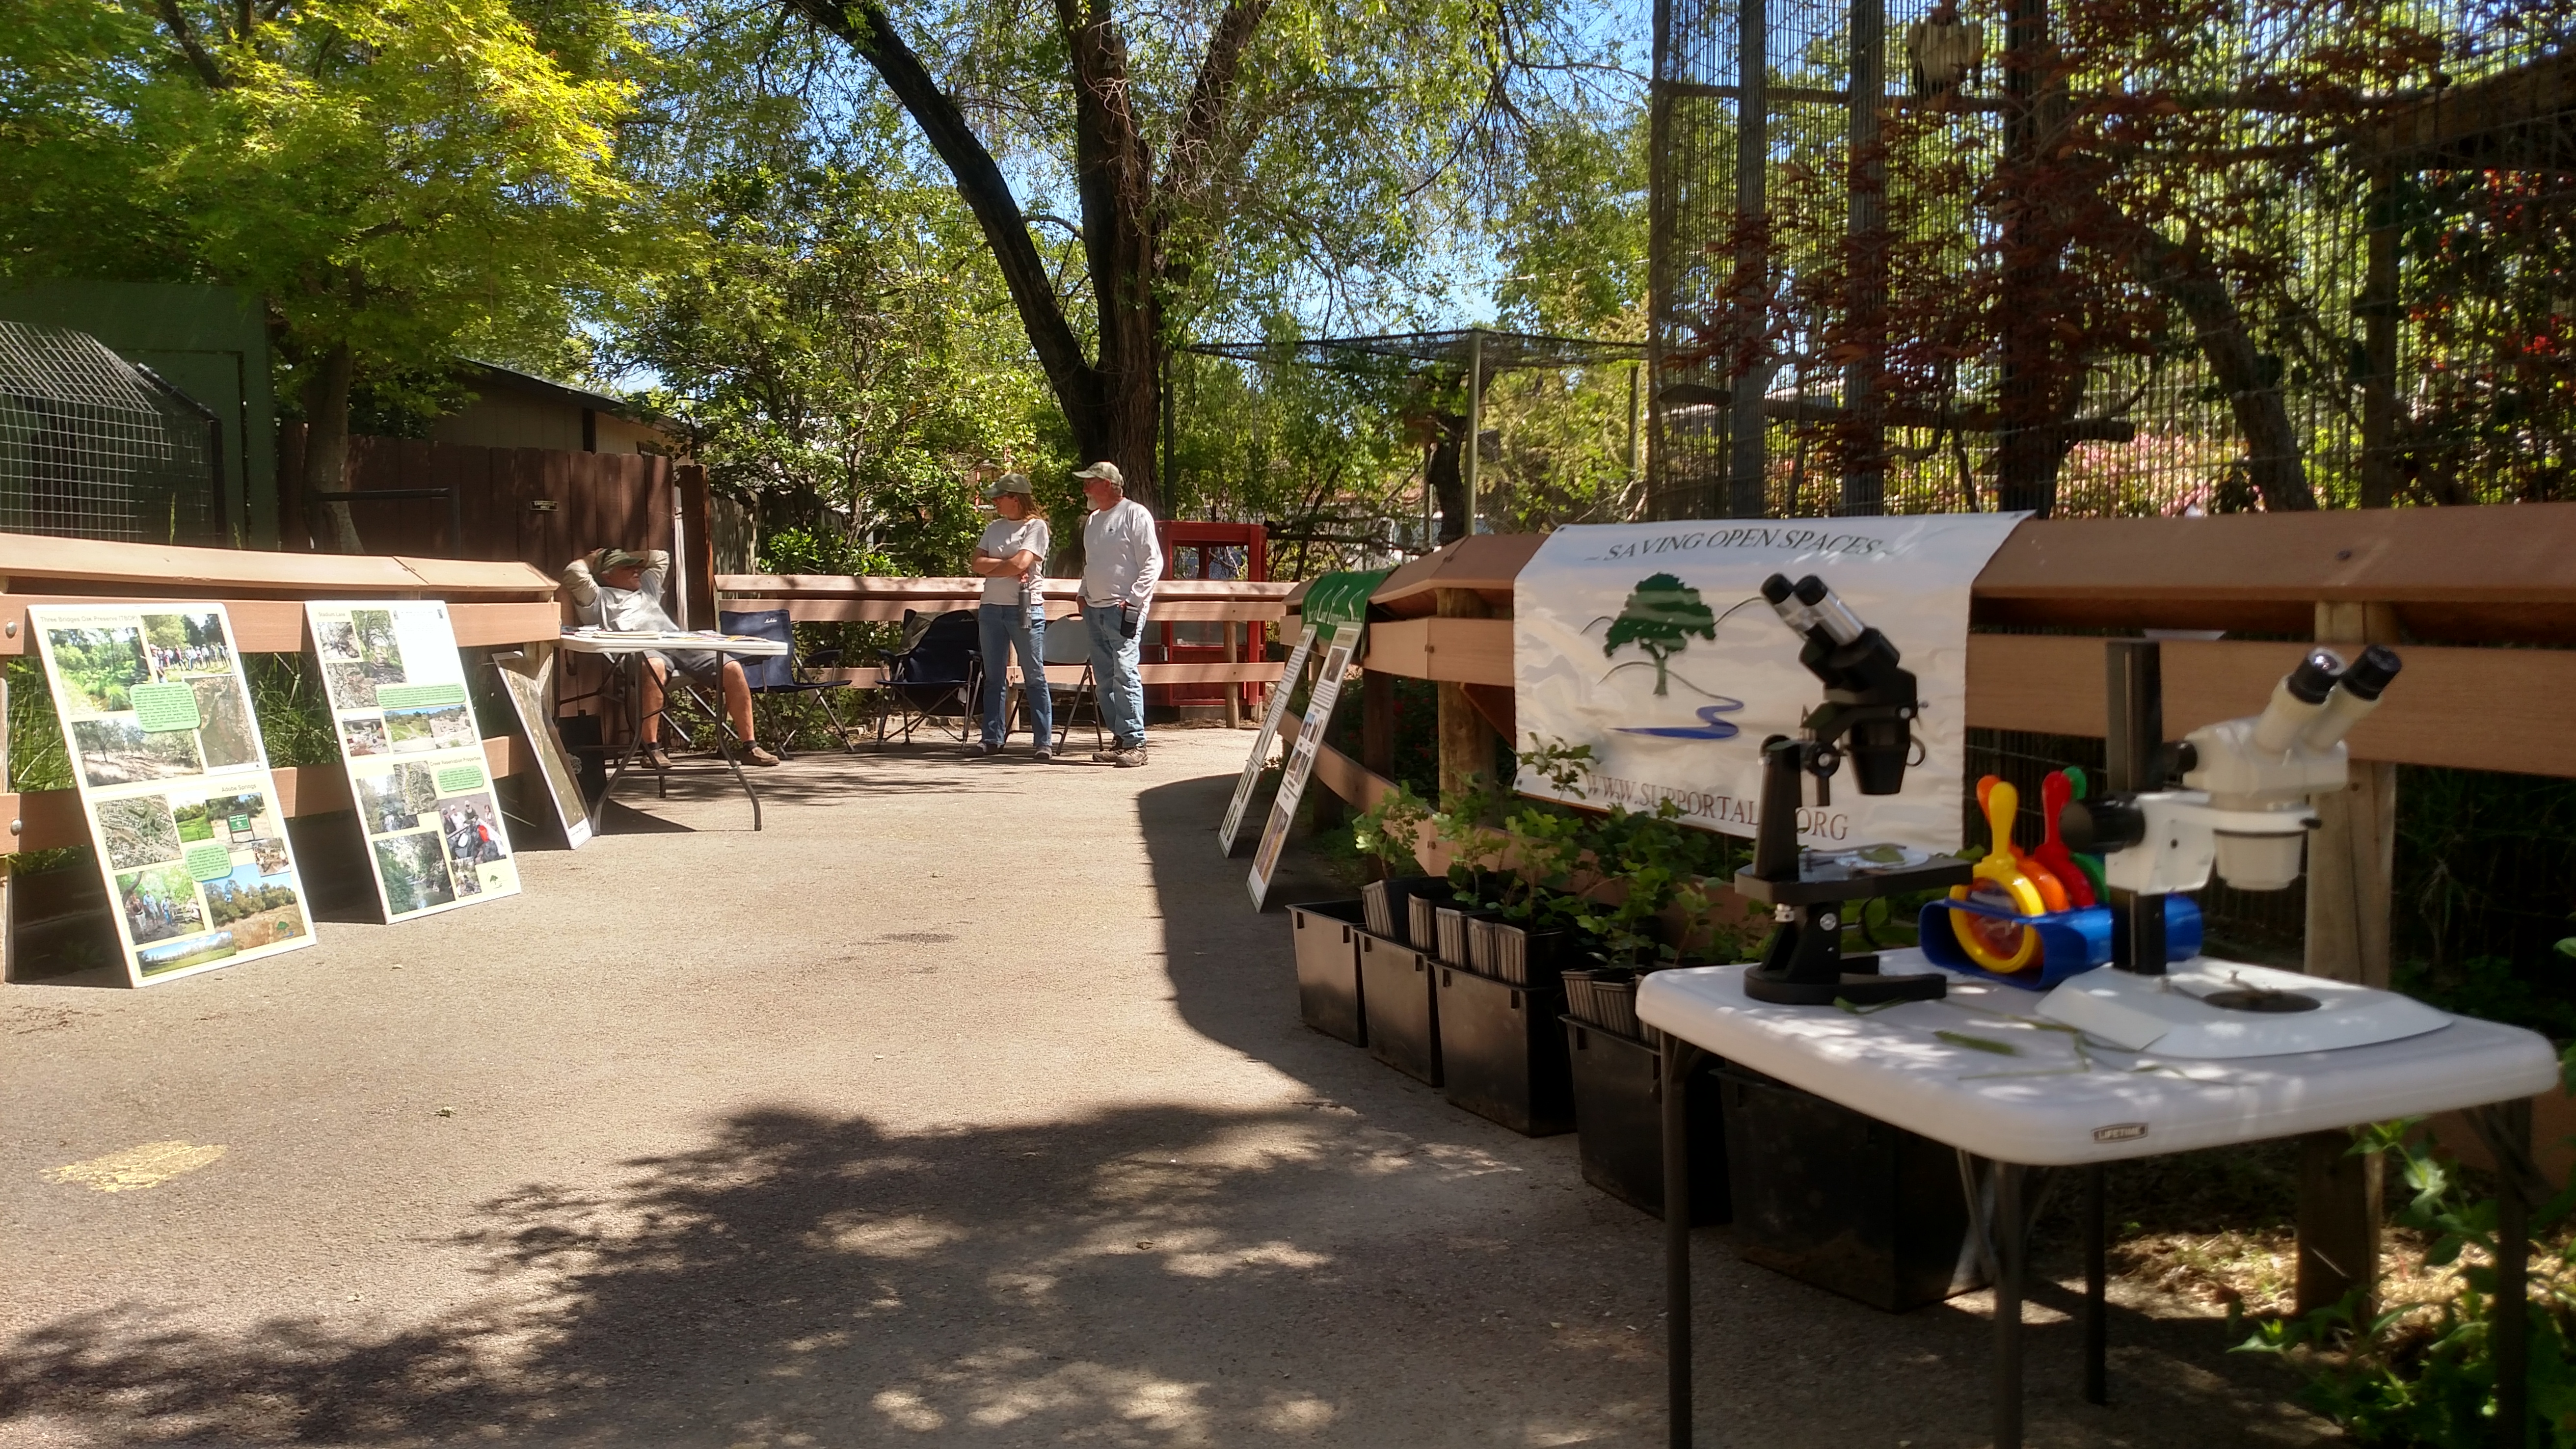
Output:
[1072, 460, 1124, 488]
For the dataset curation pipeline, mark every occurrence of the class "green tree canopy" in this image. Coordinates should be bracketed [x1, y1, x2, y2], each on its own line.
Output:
[0, 0, 670, 541]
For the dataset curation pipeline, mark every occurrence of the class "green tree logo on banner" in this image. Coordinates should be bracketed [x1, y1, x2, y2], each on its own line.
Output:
[1605, 573, 1717, 696]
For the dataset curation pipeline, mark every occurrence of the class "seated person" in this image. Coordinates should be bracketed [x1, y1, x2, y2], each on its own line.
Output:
[561, 546, 779, 769]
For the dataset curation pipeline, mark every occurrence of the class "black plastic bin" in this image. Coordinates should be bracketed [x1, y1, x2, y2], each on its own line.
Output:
[1716, 1064, 1985, 1313]
[1287, 900, 1368, 1046]
[1358, 932, 1441, 1085]
[1562, 1020, 1730, 1222]
[1436, 962, 1572, 1135]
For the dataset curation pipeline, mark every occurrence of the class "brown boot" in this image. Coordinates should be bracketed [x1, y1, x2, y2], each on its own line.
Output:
[639, 743, 672, 771]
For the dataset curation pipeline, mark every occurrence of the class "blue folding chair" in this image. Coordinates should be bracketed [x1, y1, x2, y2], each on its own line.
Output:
[717, 607, 860, 758]
[876, 608, 980, 746]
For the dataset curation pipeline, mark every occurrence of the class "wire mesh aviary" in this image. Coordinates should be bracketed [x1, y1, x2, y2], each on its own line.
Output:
[0, 322, 226, 546]
[1648, 0, 2576, 519]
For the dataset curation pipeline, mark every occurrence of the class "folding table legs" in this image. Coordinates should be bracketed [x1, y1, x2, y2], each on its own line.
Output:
[2084, 1163, 2107, 1406]
[1661, 1039, 1707, 1449]
[1990, 1160, 2027, 1449]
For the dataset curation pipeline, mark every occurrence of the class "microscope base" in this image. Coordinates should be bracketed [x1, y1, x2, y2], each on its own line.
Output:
[2038, 958, 2449, 1058]
[1744, 962, 1948, 1007]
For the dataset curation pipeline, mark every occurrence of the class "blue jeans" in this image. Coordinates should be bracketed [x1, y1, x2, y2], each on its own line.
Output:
[1084, 600, 1147, 749]
[978, 603, 1051, 751]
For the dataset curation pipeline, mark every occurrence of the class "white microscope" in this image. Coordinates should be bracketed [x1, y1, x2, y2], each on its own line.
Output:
[2036, 639, 2450, 1057]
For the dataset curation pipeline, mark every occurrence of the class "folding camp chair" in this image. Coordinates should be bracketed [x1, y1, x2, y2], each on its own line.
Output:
[1022, 610, 1104, 753]
[875, 608, 979, 746]
[718, 607, 860, 757]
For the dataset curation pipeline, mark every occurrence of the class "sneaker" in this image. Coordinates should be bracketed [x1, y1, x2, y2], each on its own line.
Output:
[1113, 746, 1150, 768]
[639, 743, 672, 771]
[1091, 747, 1119, 763]
[1031, 746, 1054, 762]
[743, 744, 782, 767]
[965, 741, 998, 757]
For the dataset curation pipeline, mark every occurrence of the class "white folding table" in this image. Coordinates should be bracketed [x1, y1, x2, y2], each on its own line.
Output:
[1638, 955, 2559, 1449]
[558, 630, 790, 833]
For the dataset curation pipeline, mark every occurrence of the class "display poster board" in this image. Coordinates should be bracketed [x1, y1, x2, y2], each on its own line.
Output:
[491, 645, 592, 849]
[29, 603, 315, 986]
[1247, 623, 1360, 910]
[1217, 621, 1318, 857]
[306, 602, 521, 920]
[1513, 515, 2025, 853]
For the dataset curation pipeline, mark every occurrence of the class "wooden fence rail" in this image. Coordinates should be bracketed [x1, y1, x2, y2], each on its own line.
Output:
[0, 535, 562, 858]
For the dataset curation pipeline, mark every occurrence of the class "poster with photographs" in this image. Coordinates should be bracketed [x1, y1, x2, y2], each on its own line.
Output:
[306, 601, 521, 921]
[30, 604, 315, 986]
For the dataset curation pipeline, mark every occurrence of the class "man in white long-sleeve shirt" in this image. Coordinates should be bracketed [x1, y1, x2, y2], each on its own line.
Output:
[1073, 460, 1161, 765]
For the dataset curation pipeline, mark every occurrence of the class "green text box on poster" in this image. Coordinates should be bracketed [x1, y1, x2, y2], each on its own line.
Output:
[131, 683, 202, 733]
[183, 842, 232, 881]
[378, 683, 467, 709]
[437, 764, 486, 793]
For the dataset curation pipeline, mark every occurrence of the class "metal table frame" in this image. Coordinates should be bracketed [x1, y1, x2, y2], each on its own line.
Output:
[558, 632, 787, 834]
[1657, 1044, 2538, 1449]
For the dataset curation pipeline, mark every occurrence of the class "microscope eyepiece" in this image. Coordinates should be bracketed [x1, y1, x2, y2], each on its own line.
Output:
[1792, 575, 1830, 607]
[1761, 573, 1796, 605]
[2340, 644, 2403, 701]
[2286, 649, 2345, 705]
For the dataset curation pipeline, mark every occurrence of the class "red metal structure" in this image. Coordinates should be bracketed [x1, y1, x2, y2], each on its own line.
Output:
[1152, 521, 1267, 716]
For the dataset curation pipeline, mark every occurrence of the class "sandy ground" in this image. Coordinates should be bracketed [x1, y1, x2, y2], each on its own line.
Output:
[0, 729, 2333, 1448]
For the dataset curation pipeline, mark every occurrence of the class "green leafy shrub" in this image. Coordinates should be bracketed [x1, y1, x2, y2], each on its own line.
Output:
[2238, 1050, 2576, 1445]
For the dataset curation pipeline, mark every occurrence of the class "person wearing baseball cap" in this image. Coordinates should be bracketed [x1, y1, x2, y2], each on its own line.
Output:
[1073, 460, 1161, 765]
[966, 473, 1054, 758]
[561, 545, 779, 770]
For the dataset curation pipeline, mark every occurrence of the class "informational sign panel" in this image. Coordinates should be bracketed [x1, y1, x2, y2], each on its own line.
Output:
[306, 601, 521, 920]
[1247, 623, 1360, 910]
[1514, 515, 2025, 853]
[491, 645, 592, 849]
[1217, 621, 1318, 857]
[29, 603, 314, 986]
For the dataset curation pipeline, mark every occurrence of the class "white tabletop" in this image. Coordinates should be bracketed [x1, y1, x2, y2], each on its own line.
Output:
[558, 630, 789, 657]
[1637, 955, 2558, 1166]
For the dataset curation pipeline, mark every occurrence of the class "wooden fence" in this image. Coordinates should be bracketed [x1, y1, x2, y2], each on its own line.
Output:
[277, 428, 684, 577]
[714, 575, 1296, 713]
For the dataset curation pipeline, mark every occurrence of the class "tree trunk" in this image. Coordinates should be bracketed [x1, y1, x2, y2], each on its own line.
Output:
[300, 342, 363, 553]
[1428, 414, 1467, 543]
[2090, 209, 2316, 511]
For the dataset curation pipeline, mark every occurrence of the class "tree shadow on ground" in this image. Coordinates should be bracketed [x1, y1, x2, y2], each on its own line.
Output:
[0, 753, 2333, 1448]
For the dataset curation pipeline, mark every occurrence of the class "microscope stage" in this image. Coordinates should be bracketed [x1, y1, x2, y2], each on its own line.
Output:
[2036, 958, 2450, 1058]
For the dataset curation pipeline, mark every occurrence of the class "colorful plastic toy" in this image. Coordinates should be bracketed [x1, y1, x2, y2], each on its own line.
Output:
[2032, 770, 2097, 909]
[1949, 776, 2045, 973]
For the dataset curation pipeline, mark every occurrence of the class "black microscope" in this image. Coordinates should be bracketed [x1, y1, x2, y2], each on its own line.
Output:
[1736, 574, 1973, 1006]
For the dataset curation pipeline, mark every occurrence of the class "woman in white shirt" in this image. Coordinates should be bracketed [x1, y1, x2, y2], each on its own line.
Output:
[967, 475, 1054, 758]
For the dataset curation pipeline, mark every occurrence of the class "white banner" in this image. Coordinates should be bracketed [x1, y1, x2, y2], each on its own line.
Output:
[1514, 515, 2026, 852]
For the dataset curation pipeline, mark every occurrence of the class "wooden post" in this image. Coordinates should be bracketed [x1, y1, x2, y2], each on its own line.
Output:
[2360, 166, 2399, 510]
[1436, 589, 1495, 806]
[2296, 1128, 2384, 1318]
[1841, 0, 1886, 516]
[1364, 668, 1395, 782]
[2293, 599, 2399, 1317]
[677, 464, 715, 631]
[2308, 601, 2398, 988]
[1225, 620, 1244, 728]
[1727, 0, 1771, 519]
